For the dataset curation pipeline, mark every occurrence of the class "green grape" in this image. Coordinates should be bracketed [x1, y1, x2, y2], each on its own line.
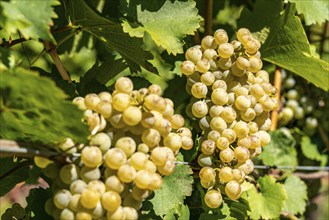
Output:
[236, 28, 251, 42]
[247, 56, 262, 73]
[79, 166, 101, 183]
[80, 189, 100, 209]
[148, 84, 162, 95]
[81, 146, 103, 168]
[235, 95, 251, 111]
[70, 179, 87, 195]
[211, 88, 229, 105]
[117, 164, 137, 183]
[204, 189, 223, 208]
[148, 172, 163, 190]
[143, 160, 157, 173]
[201, 139, 216, 155]
[220, 107, 237, 123]
[185, 46, 203, 63]
[101, 191, 121, 212]
[221, 129, 236, 144]
[191, 82, 208, 99]
[122, 106, 142, 126]
[236, 57, 250, 70]
[91, 201, 105, 219]
[104, 148, 127, 170]
[218, 166, 233, 183]
[122, 207, 139, 220]
[98, 91, 112, 102]
[96, 100, 112, 118]
[75, 212, 92, 220]
[200, 179, 216, 189]
[90, 132, 111, 154]
[233, 121, 249, 139]
[203, 49, 218, 60]
[218, 57, 232, 70]
[84, 93, 101, 110]
[115, 76, 133, 94]
[199, 166, 216, 182]
[234, 146, 250, 162]
[105, 175, 124, 193]
[170, 114, 185, 130]
[200, 71, 216, 86]
[107, 206, 124, 220]
[209, 105, 224, 118]
[60, 208, 74, 220]
[132, 186, 150, 200]
[236, 159, 254, 175]
[43, 162, 60, 179]
[216, 137, 230, 150]
[59, 164, 80, 185]
[198, 153, 213, 167]
[134, 170, 153, 190]
[212, 79, 227, 91]
[34, 156, 52, 168]
[207, 130, 221, 142]
[199, 116, 211, 131]
[163, 133, 182, 152]
[115, 136, 136, 157]
[192, 101, 209, 118]
[181, 136, 194, 150]
[157, 159, 176, 176]
[88, 180, 106, 195]
[58, 138, 76, 154]
[225, 181, 242, 200]
[201, 35, 217, 50]
[54, 189, 72, 209]
[143, 94, 166, 113]
[219, 148, 234, 163]
[142, 128, 161, 148]
[112, 93, 131, 112]
[218, 43, 234, 58]
[210, 116, 227, 133]
[180, 60, 196, 76]
[214, 29, 229, 44]
[232, 169, 246, 183]
[72, 96, 86, 110]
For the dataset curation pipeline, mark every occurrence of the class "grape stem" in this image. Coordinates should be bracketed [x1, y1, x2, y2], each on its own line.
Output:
[204, 0, 213, 36]
[44, 40, 71, 82]
[270, 66, 282, 131]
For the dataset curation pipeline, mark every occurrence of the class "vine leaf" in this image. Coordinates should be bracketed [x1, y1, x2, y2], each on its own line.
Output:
[149, 164, 193, 217]
[287, 0, 329, 25]
[242, 175, 287, 219]
[0, 158, 30, 197]
[63, 0, 156, 73]
[300, 136, 328, 166]
[238, 0, 329, 91]
[0, 68, 89, 146]
[26, 187, 52, 219]
[163, 204, 190, 220]
[0, 0, 58, 41]
[121, 0, 203, 55]
[282, 175, 308, 215]
[259, 129, 298, 167]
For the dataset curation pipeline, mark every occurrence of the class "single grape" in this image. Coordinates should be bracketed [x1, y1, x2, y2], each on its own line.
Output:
[218, 167, 233, 183]
[225, 181, 242, 200]
[204, 189, 223, 208]
[199, 166, 216, 182]
[115, 136, 136, 157]
[80, 189, 100, 209]
[101, 191, 121, 212]
[81, 146, 103, 168]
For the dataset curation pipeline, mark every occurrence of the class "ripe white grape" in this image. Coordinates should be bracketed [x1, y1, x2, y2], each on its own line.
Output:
[101, 191, 121, 212]
[115, 136, 136, 157]
[104, 148, 127, 169]
[225, 181, 242, 200]
[214, 29, 229, 44]
[219, 167, 233, 183]
[218, 43, 234, 58]
[192, 101, 208, 118]
[181, 60, 196, 76]
[117, 164, 137, 183]
[204, 189, 223, 208]
[81, 146, 103, 168]
[122, 106, 142, 126]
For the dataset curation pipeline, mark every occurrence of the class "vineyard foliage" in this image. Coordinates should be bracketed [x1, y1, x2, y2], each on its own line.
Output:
[0, 0, 328, 220]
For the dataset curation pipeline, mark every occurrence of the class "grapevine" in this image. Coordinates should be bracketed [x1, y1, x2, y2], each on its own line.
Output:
[0, 1, 328, 220]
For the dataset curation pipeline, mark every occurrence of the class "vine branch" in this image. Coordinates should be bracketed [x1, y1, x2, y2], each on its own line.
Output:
[43, 41, 71, 82]
[270, 66, 282, 131]
[294, 171, 329, 179]
[204, 0, 213, 36]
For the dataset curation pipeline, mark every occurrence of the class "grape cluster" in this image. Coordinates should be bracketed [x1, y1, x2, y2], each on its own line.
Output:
[36, 77, 193, 220]
[1, 203, 29, 220]
[181, 28, 277, 208]
[279, 70, 328, 135]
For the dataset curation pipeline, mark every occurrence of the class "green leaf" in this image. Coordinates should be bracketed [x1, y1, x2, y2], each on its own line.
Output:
[242, 175, 287, 219]
[0, 68, 89, 146]
[0, 0, 58, 41]
[121, 0, 202, 55]
[216, 0, 243, 29]
[282, 175, 308, 215]
[149, 164, 193, 217]
[300, 135, 328, 166]
[259, 129, 298, 167]
[26, 187, 52, 220]
[238, 0, 329, 91]
[63, 0, 156, 73]
[163, 204, 190, 220]
[0, 158, 30, 196]
[288, 0, 329, 25]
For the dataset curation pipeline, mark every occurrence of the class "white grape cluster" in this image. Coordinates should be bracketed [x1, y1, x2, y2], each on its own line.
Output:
[279, 71, 321, 135]
[180, 28, 277, 208]
[37, 77, 193, 220]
